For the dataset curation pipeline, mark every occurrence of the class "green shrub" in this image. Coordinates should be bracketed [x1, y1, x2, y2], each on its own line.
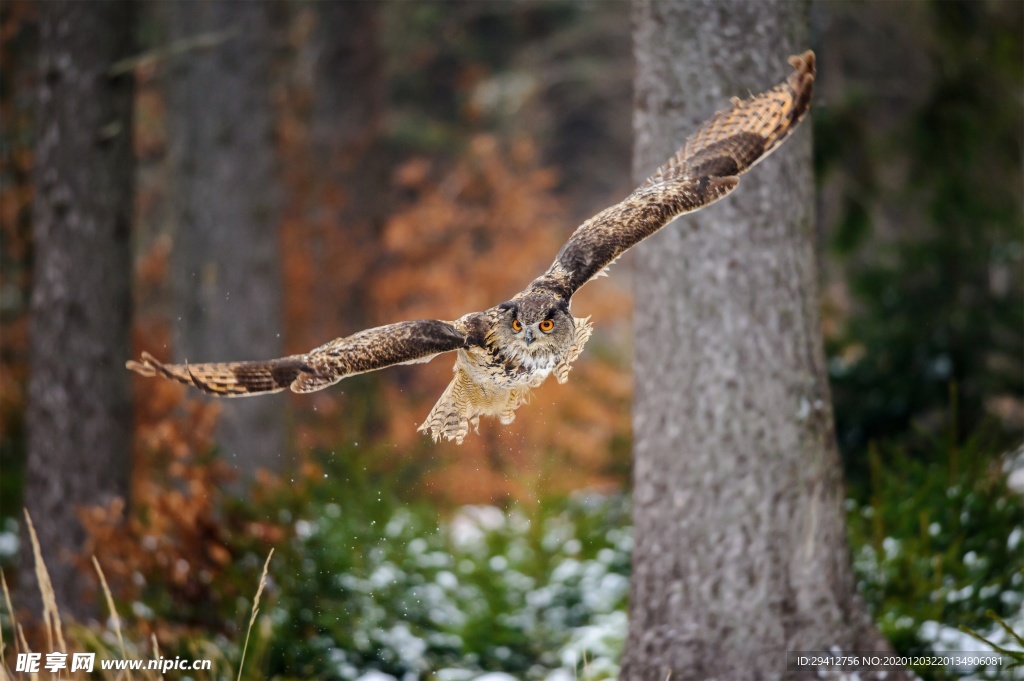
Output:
[265, 452, 631, 680]
[846, 431, 1024, 679]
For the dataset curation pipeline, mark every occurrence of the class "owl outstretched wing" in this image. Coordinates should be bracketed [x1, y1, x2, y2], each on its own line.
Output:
[126, 318, 476, 396]
[529, 50, 815, 300]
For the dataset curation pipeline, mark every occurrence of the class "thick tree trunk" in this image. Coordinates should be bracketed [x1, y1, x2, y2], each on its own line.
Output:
[622, 2, 903, 679]
[164, 1, 286, 480]
[20, 0, 134, 619]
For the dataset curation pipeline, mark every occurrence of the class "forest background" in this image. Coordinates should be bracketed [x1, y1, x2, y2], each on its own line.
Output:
[0, 1, 1021, 680]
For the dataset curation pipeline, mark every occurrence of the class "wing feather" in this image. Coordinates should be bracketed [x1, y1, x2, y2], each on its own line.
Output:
[127, 319, 473, 397]
[530, 50, 815, 299]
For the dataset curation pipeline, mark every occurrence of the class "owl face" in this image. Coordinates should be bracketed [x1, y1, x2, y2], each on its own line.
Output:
[496, 295, 574, 359]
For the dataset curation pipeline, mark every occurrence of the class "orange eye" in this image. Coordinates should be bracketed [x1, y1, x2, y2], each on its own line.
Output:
[511, 319, 522, 332]
[539, 319, 554, 332]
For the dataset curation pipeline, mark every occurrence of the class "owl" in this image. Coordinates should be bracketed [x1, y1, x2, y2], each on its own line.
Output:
[128, 51, 815, 444]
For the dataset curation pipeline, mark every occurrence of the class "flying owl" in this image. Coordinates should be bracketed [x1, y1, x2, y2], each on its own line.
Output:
[128, 51, 815, 445]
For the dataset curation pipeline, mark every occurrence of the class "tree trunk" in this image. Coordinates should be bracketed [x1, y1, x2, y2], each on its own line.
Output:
[164, 0, 286, 480]
[280, 0, 386, 351]
[622, 2, 903, 679]
[20, 0, 134, 619]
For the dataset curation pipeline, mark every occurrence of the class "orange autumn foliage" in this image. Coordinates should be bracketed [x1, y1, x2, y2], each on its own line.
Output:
[286, 134, 634, 504]
[76, 243, 284, 633]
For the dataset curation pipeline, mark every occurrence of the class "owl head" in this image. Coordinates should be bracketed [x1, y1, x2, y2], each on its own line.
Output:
[496, 293, 574, 357]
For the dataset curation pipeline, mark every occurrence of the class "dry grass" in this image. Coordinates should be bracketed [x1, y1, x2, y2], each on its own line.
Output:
[91, 555, 128, 663]
[237, 548, 273, 681]
[23, 510, 67, 659]
[1, 511, 275, 681]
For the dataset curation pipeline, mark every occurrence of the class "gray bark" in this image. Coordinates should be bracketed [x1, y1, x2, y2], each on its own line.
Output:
[623, 2, 902, 679]
[21, 0, 134, 619]
[164, 0, 286, 480]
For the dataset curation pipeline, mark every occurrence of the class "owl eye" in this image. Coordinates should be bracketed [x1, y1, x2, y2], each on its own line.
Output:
[539, 319, 554, 333]
[511, 319, 522, 332]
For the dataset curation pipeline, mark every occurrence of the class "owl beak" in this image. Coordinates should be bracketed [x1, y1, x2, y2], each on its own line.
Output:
[524, 328, 535, 346]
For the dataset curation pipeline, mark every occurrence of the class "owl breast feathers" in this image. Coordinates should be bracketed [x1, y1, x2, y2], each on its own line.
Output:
[127, 51, 815, 444]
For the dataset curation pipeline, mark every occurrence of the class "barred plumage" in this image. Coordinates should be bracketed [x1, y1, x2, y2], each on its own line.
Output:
[128, 51, 815, 443]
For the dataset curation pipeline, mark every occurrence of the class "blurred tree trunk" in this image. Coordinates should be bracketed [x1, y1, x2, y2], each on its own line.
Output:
[289, 0, 386, 342]
[164, 0, 286, 480]
[20, 0, 134, 619]
[622, 2, 904, 679]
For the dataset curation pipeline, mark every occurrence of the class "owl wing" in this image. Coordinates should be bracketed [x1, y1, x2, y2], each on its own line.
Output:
[529, 50, 815, 300]
[126, 318, 479, 397]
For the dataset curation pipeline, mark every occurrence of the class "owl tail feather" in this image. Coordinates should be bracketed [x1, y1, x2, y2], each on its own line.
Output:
[418, 367, 528, 445]
[419, 372, 475, 445]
